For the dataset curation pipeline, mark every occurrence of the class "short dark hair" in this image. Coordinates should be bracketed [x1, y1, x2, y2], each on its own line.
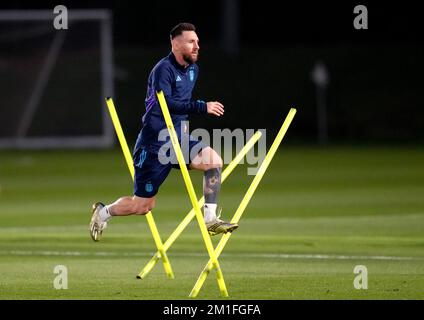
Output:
[170, 22, 196, 39]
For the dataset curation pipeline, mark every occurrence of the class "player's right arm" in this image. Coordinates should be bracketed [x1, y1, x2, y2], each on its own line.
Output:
[206, 101, 224, 116]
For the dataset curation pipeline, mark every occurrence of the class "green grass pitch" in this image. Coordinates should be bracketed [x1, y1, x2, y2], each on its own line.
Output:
[0, 146, 423, 299]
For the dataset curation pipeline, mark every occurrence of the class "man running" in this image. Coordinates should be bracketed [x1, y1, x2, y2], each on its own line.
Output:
[89, 22, 238, 241]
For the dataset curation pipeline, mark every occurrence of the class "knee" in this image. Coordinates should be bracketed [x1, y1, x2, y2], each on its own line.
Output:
[215, 155, 223, 168]
[204, 156, 222, 171]
[208, 150, 223, 169]
[133, 199, 155, 215]
[141, 203, 155, 214]
[135, 204, 154, 215]
[193, 147, 223, 171]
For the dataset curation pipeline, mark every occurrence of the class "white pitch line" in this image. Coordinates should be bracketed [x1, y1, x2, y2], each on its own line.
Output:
[1, 250, 423, 261]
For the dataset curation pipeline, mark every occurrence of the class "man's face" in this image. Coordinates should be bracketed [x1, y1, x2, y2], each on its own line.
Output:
[174, 31, 200, 64]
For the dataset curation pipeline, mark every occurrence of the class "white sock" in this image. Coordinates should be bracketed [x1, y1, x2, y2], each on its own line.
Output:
[204, 203, 217, 223]
[99, 205, 112, 222]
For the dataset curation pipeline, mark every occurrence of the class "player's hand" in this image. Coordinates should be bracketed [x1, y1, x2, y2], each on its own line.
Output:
[206, 101, 224, 117]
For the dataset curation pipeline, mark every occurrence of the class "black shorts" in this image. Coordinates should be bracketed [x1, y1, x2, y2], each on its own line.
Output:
[133, 138, 207, 198]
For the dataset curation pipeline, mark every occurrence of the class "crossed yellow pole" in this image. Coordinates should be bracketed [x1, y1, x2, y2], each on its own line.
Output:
[137, 130, 262, 279]
[156, 91, 229, 296]
[105, 96, 262, 285]
[189, 107, 297, 297]
[105, 94, 296, 298]
[105, 97, 174, 279]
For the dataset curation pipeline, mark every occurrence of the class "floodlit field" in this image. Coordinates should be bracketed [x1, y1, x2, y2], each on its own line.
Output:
[0, 147, 423, 299]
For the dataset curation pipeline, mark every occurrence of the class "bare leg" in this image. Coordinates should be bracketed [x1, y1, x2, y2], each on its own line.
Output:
[108, 195, 156, 216]
[189, 147, 238, 234]
[190, 147, 223, 222]
[203, 167, 221, 204]
[90, 195, 155, 241]
[189, 146, 223, 172]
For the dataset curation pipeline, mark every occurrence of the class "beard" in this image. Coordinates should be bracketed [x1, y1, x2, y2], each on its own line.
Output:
[182, 51, 198, 64]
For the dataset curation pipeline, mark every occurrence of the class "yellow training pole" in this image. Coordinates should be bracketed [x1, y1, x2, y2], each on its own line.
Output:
[189, 108, 297, 298]
[137, 130, 263, 279]
[156, 91, 228, 297]
[105, 97, 174, 279]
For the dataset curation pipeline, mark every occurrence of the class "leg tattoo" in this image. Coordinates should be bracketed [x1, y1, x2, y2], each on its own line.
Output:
[203, 167, 222, 204]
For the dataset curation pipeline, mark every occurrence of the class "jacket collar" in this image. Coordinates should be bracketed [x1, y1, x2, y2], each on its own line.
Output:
[168, 52, 191, 71]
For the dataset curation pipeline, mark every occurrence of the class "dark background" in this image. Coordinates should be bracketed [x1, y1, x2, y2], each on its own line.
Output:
[2, 1, 423, 144]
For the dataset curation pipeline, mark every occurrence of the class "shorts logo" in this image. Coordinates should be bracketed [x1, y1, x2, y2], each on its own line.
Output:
[145, 182, 153, 193]
[136, 150, 147, 168]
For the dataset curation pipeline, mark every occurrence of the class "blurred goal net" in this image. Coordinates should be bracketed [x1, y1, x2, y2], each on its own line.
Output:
[0, 9, 114, 149]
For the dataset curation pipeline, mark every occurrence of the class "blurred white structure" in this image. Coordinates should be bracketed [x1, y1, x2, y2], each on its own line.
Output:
[311, 61, 329, 145]
[0, 9, 114, 149]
